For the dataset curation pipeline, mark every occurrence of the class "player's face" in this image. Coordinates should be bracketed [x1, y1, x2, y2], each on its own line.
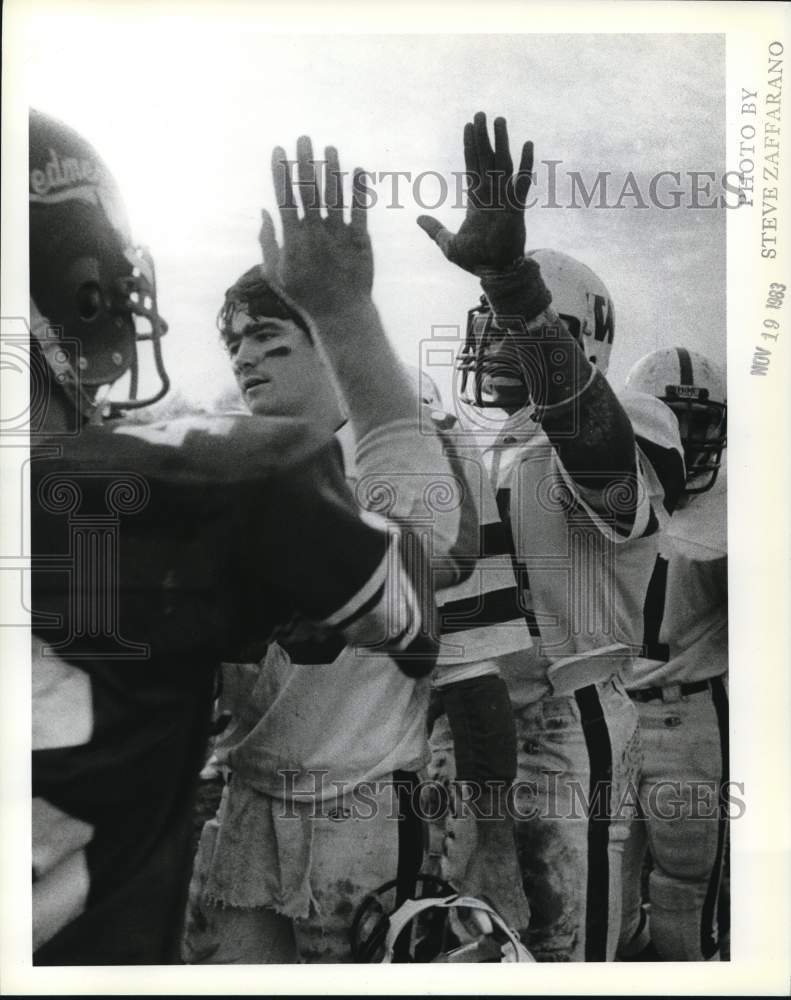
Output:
[474, 320, 530, 410]
[675, 402, 725, 487]
[227, 308, 340, 425]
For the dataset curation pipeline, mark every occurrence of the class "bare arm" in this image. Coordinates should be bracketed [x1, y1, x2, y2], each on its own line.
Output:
[262, 136, 464, 586]
[264, 139, 416, 440]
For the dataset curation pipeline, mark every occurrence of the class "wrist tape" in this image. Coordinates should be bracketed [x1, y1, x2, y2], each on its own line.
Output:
[479, 257, 552, 326]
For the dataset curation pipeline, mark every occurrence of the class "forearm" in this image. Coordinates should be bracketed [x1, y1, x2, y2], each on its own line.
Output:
[480, 260, 636, 485]
[310, 298, 417, 440]
[354, 417, 464, 592]
[311, 299, 466, 589]
[537, 339, 636, 484]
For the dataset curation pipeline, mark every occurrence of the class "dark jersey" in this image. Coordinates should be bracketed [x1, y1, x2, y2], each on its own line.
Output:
[31, 414, 438, 964]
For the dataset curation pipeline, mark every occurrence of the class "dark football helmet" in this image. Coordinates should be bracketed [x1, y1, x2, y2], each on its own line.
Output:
[457, 248, 615, 409]
[626, 346, 727, 494]
[29, 109, 169, 421]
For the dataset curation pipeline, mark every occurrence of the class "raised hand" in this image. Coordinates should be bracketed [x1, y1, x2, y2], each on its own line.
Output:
[417, 112, 533, 275]
[261, 137, 374, 317]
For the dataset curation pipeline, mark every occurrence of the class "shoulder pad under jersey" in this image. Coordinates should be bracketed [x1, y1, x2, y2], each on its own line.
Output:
[619, 390, 683, 455]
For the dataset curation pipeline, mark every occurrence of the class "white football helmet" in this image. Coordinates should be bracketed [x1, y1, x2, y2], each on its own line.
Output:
[626, 347, 727, 494]
[457, 249, 615, 408]
[528, 249, 615, 375]
[349, 875, 534, 963]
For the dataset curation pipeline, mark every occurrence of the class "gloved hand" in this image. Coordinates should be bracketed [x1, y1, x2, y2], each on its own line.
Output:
[416, 112, 534, 275]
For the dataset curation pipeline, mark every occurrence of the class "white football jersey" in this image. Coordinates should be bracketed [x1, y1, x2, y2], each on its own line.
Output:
[624, 460, 727, 689]
[431, 439, 534, 687]
[217, 414, 532, 799]
[215, 418, 456, 800]
[481, 391, 684, 708]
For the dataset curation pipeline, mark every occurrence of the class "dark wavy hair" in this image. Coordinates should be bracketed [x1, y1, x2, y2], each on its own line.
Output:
[217, 266, 311, 346]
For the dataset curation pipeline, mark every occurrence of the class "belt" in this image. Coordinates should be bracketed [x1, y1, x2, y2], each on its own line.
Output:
[629, 679, 712, 704]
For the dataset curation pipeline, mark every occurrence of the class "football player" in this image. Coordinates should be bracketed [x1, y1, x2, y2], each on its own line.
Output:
[416, 390, 533, 935]
[29, 111, 452, 964]
[618, 348, 728, 961]
[417, 112, 685, 961]
[395, 367, 533, 934]
[182, 138, 532, 962]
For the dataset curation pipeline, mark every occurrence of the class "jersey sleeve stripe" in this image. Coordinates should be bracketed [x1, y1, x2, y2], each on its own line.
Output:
[323, 532, 425, 656]
[327, 579, 387, 632]
[320, 543, 391, 629]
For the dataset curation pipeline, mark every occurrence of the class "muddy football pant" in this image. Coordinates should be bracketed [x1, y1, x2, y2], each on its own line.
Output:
[619, 678, 729, 961]
[182, 773, 422, 963]
[511, 678, 641, 962]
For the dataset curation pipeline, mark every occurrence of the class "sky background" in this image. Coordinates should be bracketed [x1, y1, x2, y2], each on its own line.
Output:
[21, 14, 726, 411]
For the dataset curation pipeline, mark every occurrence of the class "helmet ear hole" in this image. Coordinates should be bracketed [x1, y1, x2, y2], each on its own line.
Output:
[589, 355, 597, 366]
[76, 281, 103, 322]
[30, 109, 171, 420]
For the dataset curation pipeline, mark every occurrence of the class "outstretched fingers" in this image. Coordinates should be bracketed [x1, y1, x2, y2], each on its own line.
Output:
[463, 121, 479, 179]
[258, 208, 282, 279]
[296, 134, 322, 219]
[514, 140, 535, 207]
[473, 111, 495, 174]
[351, 168, 371, 238]
[492, 116, 513, 176]
[325, 146, 344, 224]
[416, 215, 454, 260]
[272, 146, 298, 233]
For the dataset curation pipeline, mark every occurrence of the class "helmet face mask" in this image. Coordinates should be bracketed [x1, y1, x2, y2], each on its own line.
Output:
[456, 250, 615, 411]
[29, 109, 170, 423]
[457, 298, 531, 410]
[661, 384, 727, 494]
[626, 347, 727, 495]
[109, 243, 170, 415]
